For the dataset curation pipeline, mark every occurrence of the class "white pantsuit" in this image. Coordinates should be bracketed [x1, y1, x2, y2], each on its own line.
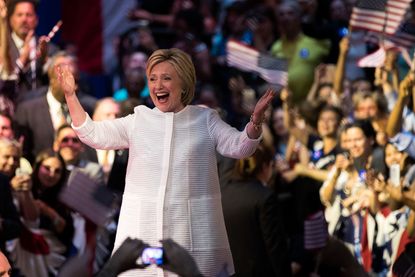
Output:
[74, 105, 260, 276]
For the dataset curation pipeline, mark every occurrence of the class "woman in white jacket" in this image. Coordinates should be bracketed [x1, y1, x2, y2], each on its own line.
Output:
[57, 48, 276, 276]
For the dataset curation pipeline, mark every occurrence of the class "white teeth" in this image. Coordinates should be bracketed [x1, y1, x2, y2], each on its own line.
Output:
[156, 92, 169, 96]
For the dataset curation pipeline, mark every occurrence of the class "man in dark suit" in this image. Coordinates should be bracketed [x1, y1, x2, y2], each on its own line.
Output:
[14, 51, 96, 162]
[221, 145, 291, 277]
[92, 97, 128, 193]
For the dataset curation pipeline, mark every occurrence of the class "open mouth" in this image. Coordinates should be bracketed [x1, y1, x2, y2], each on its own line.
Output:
[156, 92, 169, 103]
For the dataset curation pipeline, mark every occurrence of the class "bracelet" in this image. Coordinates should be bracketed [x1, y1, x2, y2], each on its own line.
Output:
[250, 114, 264, 131]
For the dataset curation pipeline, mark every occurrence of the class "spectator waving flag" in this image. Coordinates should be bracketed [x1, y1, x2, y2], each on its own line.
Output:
[226, 40, 288, 86]
[350, 0, 412, 35]
[357, 47, 386, 68]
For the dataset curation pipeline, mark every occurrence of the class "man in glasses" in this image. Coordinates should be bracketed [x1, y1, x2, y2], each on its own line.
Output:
[53, 124, 104, 185]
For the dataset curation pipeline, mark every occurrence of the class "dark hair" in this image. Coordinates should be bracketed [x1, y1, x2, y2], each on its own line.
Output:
[346, 119, 377, 142]
[55, 123, 72, 140]
[319, 104, 344, 124]
[7, 0, 38, 18]
[233, 144, 274, 180]
[0, 110, 16, 135]
[32, 149, 67, 203]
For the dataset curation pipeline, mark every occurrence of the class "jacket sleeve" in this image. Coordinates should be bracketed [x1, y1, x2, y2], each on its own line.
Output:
[73, 113, 134, 150]
[208, 109, 261, 159]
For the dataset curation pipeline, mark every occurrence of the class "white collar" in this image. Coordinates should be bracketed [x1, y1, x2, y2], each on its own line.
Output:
[11, 32, 24, 49]
[46, 88, 63, 112]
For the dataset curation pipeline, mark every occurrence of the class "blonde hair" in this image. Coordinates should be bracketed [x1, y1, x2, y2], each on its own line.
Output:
[146, 48, 196, 106]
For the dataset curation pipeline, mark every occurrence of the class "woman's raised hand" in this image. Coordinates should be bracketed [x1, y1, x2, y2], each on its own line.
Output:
[252, 88, 276, 120]
[56, 64, 76, 97]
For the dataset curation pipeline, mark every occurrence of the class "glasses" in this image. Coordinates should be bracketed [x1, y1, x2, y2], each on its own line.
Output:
[60, 136, 80, 144]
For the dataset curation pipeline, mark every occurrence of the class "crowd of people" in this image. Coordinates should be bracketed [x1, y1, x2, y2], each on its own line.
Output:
[0, 0, 415, 276]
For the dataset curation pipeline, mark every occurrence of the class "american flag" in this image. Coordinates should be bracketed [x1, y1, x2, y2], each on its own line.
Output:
[350, 0, 412, 35]
[226, 40, 288, 86]
[357, 47, 386, 68]
[386, 21, 415, 49]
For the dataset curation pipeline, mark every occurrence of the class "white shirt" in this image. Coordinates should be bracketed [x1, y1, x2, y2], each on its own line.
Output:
[74, 105, 261, 277]
[46, 88, 65, 130]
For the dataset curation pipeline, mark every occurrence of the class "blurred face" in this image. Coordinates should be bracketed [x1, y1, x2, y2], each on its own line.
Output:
[355, 98, 378, 119]
[340, 130, 350, 151]
[93, 100, 120, 121]
[352, 80, 371, 94]
[317, 110, 339, 138]
[330, 0, 348, 21]
[127, 52, 147, 71]
[272, 109, 287, 137]
[125, 70, 146, 97]
[38, 157, 63, 188]
[0, 116, 14, 139]
[50, 56, 78, 102]
[318, 86, 332, 101]
[385, 143, 407, 169]
[346, 127, 372, 158]
[0, 252, 11, 277]
[54, 128, 82, 164]
[277, 4, 301, 34]
[0, 146, 20, 177]
[9, 2, 38, 40]
[148, 61, 184, 113]
[297, 0, 317, 14]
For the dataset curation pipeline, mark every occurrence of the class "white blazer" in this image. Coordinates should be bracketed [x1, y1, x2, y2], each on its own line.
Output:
[74, 105, 261, 276]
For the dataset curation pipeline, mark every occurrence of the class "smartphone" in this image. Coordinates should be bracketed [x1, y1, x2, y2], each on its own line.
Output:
[141, 247, 163, 265]
[390, 164, 400, 187]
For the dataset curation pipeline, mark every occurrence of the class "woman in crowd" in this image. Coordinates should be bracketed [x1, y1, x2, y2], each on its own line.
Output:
[58, 47, 275, 276]
[31, 149, 73, 254]
[10, 149, 73, 277]
[320, 120, 383, 271]
[366, 141, 415, 275]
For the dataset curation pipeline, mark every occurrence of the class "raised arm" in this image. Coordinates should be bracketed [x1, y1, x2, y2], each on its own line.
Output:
[246, 88, 276, 139]
[0, 0, 11, 76]
[386, 73, 413, 137]
[57, 64, 87, 126]
[281, 88, 309, 146]
[333, 36, 349, 96]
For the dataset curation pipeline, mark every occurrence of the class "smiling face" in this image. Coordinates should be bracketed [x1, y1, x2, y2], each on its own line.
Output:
[53, 127, 83, 165]
[346, 127, 372, 159]
[38, 157, 63, 188]
[317, 110, 339, 138]
[148, 61, 185, 113]
[0, 145, 20, 177]
[385, 143, 407, 169]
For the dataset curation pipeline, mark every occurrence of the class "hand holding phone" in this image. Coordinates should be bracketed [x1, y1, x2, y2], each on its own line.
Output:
[141, 247, 164, 265]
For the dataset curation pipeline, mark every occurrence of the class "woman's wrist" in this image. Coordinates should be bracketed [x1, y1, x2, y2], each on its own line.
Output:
[250, 114, 264, 131]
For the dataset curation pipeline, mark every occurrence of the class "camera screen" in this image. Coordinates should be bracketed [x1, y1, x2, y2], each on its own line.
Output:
[142, 247, 163, 265]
